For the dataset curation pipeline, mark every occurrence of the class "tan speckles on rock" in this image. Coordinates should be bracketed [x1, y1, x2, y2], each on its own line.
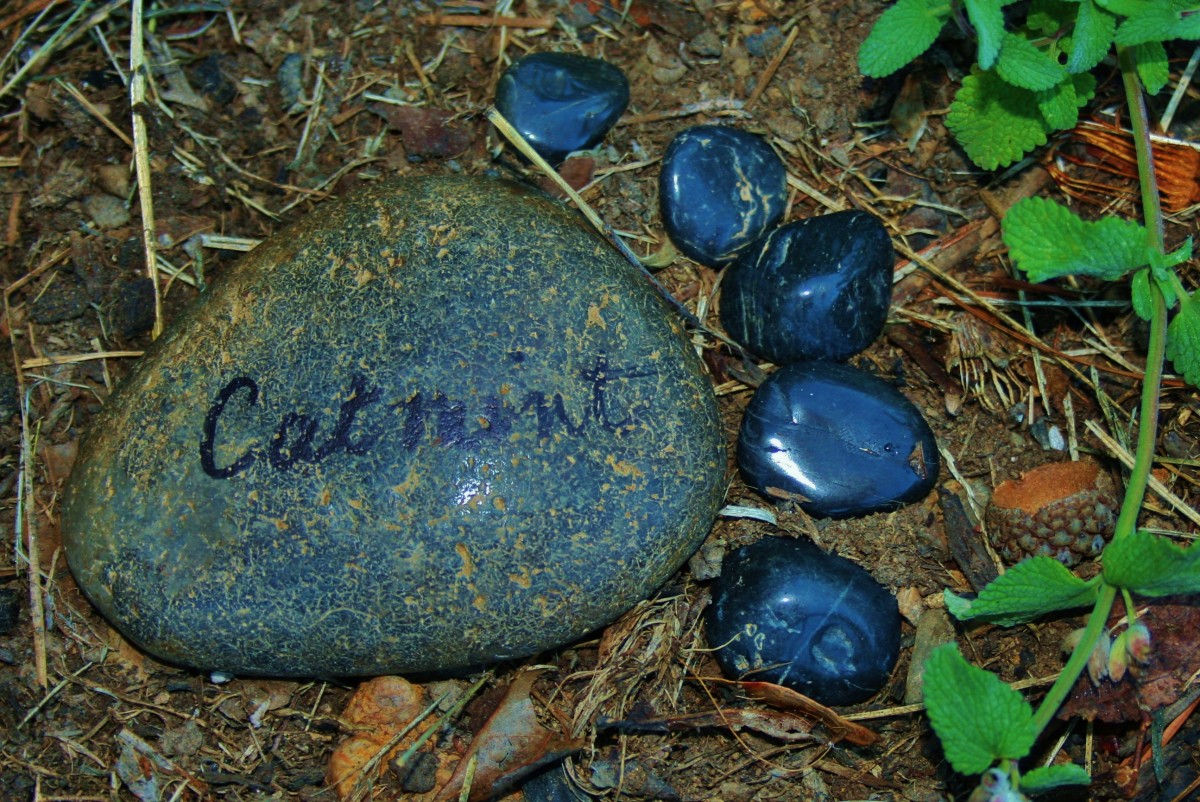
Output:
[61, 176, 725, 677]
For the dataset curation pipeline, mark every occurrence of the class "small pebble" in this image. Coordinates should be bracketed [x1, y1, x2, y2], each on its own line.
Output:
[84, 194, 130, 230]
[737, 361, 939, 518]
[659, 125, 787, 266]
[720, 210, 893, 363]
[495, 53, 629, 164]
[903, 607, 955, 705]
[707, 537, 901, 706]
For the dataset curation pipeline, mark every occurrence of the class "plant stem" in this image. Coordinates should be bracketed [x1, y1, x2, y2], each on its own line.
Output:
[1028, 46, 1170, 742]
[1111, 45, 1169, 543]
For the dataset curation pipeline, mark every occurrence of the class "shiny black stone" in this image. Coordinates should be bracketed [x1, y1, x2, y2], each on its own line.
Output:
[659, 125, 787, 266]
[495, 53, 630, 164]
[720, 211, 893, 363]
[737, 361, 939, 518]
[707, 537, 900, 706]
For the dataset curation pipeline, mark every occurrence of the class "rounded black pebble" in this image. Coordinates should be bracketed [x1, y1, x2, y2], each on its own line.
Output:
[495, 52, 630, 164]
[707, 537, 901, 706]
[737, 361, 939, 518]
[659, 125, 787, 266]
[720, 211, 893, 363]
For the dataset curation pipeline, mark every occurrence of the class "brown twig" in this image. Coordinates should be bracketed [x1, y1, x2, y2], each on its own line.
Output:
[129, 0, 163, 339]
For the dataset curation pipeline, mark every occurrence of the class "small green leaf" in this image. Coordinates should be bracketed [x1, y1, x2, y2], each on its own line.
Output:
[1166, 288, 1200, 387]
[1028, 0, 1077, 36]
[946, 557, 1101, 625]
[1021, 763, 1092, 793]
[1104, 530, 1200, 596]
[1095, 0, 1155, 15]
[858, 0, 952, 77]
[1003, 197, 1151, 281]
[997, 32, 1068, 90]
[947, 68, 1050, 169]
[1130, 268, 1152, 321]
[1037, 73, 1095, 130]
[1067, 0, 1117, 73]
[1133, 40, 1170, 93]
[1115, 2, 1200, 46]
[965, 0, 1007, 68]
[924, 644, 1038, 775]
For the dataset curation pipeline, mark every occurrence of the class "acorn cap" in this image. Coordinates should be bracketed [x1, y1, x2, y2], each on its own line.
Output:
[986, 459, 1118, 567]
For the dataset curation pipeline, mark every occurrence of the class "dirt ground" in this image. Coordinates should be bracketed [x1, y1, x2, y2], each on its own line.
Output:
[1, 1, 1199, 800]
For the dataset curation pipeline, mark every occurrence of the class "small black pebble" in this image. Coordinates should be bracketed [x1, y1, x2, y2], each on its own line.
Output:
[707, 538, 900, 706]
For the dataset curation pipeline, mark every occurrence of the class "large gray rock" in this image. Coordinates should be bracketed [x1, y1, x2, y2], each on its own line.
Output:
[63, 176, 726, 677]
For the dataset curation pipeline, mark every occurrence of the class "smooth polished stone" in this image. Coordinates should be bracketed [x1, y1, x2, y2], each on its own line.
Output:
[720, 211, 893, 363]
[62, 175, 726, 677]
[707, 537, 901, 706]
[495, 53, 630, 164]
[659, 125, 787, 266]
[737, 361, 938, 518]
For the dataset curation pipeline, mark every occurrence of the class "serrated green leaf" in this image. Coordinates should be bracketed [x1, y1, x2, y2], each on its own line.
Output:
[944, 589, 974, 619]
[1145, 249, 1180, 308]
[965, 0, 1007, 68]
[1067, 0, 1116, 73]
[1131, 268, 1152, 320]
[1166, 289, 1200, 387]
[947, 68, 1050, 169]
[1133, 40, 1170, 93]
[1021, 763, 1092, 792]
[1038, 79, 1080, 129]
[947, 557, 1100, 625]
[924, 644, 1038, 775]
[1104, 529, 1200, 595]
[997, 32, 1068, 89]
[1095, 0, 1154, 15]
[858, 0, 952, 77]
[1028, 0, 1077, 36]
[1115, 3, 1200, 46]
[1003, 197, 1151, 281]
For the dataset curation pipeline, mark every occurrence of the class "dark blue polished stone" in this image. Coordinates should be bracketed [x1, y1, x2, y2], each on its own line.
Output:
[720, 211, 893, 363]
[737, 361, 939, 518]
[707, 537, 900, 706]
[495, 53, 630, 164]
[659, 125, 787, 266]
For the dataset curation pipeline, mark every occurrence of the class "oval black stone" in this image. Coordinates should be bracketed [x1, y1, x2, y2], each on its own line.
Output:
[62, 176, 726, 677]
[707, 537, 900, 706]
[659, 126, 787, 266]
[737, 361, 938, 518]
[720, 211, 893, 363]
[494, 53, 630, 164]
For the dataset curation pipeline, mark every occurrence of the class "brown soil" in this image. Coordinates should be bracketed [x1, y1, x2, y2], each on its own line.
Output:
[2, 2, 1199, 801]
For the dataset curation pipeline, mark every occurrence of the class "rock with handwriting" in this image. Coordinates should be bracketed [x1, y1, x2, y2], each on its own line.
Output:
[62, 176, 726, 677]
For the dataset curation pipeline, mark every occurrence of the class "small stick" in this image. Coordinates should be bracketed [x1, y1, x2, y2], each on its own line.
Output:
[415, 13, 555, 28]
[486, 106, 702, 329]
[1086, 419, 1200, 528]
[745, 24, 799, 112]
[130, 0, 163, 339]
[56, 78, 134, 148]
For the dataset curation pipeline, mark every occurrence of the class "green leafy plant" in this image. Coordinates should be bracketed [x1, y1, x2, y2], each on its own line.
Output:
[860, 1, 1200, 798]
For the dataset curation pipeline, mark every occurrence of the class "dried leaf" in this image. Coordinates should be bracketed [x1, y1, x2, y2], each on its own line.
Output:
[434, 670, 584, 802]
[739, 681, 880, 746]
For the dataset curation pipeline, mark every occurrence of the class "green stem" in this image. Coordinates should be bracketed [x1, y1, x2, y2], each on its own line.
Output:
[1031, 584, 1116, 735]
[1111, 46, 1168, 544]
[1028, 46, 1170, 743]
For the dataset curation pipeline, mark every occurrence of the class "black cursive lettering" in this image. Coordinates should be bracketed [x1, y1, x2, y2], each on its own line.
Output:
[199, 376, 260, 478]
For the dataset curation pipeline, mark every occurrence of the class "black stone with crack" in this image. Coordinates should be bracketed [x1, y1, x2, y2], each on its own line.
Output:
[63, 176, 726, 677]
